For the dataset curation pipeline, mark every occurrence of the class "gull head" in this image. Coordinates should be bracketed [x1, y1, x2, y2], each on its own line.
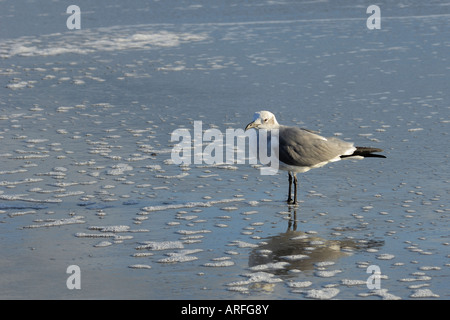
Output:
[245, 111, 279, 131]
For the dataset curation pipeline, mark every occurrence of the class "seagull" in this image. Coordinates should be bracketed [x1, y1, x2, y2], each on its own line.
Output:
[245, 111, 386, 205]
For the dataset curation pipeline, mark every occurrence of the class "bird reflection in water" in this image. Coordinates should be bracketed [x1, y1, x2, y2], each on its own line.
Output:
[248, 207, 384, 275]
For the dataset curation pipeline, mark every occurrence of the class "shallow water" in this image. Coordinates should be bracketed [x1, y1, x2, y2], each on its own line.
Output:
[0, 1, 449, 299]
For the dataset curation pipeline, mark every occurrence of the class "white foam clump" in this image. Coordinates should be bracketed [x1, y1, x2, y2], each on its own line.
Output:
[203, 258, 235, 267]
[54, 191, 85, 198]
[141, 198, 245, 213]
[89, 225, 130, 232]
[135, 241, 184, 251]
[418, 266, 441, 271]
[227, 272, 283, 287]
[23, 216, 85, 228]
[6, 81, 31, 90]
[290, 234, 309, 240]
[409, 289, 439, 298]
[221, 206, 238, 211]
[408, 128, 424, 132]
[0, 178, 43, 186]
[75, 232, 116, 238]
[249, 262, 290, 271]
[304, 288, 340, 300]
[315, 270, 342, 278]
[399, 275, 432, 282]
[287, 281, 313, 288]
[214, 165, 238, 170]
[2, 29, 208, 59]
[227, 286, 250, 293]
[130, 31, 205, 47]
[145, 165, 162, 170]
[106, 163, 133, 175]
[0, 193, 62, 203]
[8, 210, 36, 217]
[281, 254, 309, 261]
[341, 279, 367, 286]
[155, 172, 189, 179]
[157, 249, 203, 263]
[128, 264, 152, 269]
[94, 241, 113, 248]
[359, 289, 401, 300]
[132, 252, 153, 257]
[315, 261, 335, 267]
[214, 223, 228, 228]
[228, 240, 259, 248]
[376, 253, 395, 260]
[176, 229, 211, 235]
[256, 249, 272, 256]
[27, 138, 49, 144]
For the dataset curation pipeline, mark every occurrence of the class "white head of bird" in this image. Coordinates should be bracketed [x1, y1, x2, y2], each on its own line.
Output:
[245, 111, 280, 131]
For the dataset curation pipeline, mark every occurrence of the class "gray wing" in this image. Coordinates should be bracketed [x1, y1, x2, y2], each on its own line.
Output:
[278, 126, 354, 167]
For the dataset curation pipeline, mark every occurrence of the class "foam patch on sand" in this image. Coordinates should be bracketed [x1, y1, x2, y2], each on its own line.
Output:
[135, 241, 184, 251]
[157, 249, 203, 263]
[141, 198, 245, 212]
[1, 29, 209, 59]
[23, 216, 85, 228]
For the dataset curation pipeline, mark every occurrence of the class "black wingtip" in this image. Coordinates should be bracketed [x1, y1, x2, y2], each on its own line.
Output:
[341, 146, 386, 159]
[363, 153, 387, 158]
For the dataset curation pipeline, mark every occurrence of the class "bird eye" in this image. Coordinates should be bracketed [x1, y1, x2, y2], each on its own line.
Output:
[264, 118, 268, 122]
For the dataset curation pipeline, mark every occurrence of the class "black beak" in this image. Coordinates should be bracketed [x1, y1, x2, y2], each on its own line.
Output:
[245, 121, 257, 131]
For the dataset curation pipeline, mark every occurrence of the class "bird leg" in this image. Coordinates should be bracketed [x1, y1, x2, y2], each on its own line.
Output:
[293, 174, 298, 205]
[287, 172, 293, 203]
